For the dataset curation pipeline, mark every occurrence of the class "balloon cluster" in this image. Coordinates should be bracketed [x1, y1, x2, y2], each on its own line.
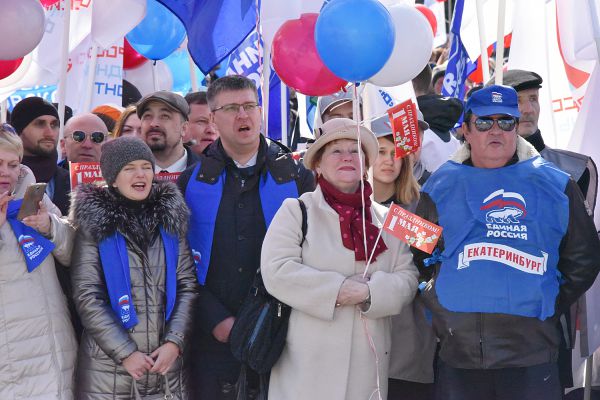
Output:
[271, 0, 435, 95]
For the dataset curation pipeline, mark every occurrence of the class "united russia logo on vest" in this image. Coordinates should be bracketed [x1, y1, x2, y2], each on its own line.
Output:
[480, 189, 528, 240]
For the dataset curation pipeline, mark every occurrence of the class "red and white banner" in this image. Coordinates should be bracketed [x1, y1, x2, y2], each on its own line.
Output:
[388, 99, 421, 159]
[69, 161, 104, 189]
[383, 204, 442, 254]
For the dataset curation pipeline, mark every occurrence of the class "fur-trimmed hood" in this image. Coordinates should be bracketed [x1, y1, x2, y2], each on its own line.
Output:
[451, 135, 539, 164]
[70, 181, 189, 244]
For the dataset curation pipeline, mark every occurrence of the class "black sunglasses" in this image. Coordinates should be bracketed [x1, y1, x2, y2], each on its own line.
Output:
[71, 130, 105, 143]
[473, 117, 517, 132]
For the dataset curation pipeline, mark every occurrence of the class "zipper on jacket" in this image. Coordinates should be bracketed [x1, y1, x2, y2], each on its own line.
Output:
[479, 313, 485, 368]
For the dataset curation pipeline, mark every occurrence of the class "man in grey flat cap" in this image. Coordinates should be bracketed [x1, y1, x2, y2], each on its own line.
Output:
[500, 70, 597, 214]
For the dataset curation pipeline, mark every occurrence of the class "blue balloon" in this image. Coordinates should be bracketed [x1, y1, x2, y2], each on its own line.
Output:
[315, 0, 395, 82]
[162, 49, 206, 95]
[126, 0, 186, 60]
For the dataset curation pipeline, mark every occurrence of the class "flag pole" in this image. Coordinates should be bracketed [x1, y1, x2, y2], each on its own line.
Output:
[280, 82, 288, 146]
[152, 61, 159, 91]
[83, 44, 99, 112]
[494, 0, 506, 84]
[475, 0, 490, 84]
[1, 100, 7, 123]
[56, 0, 72, 161]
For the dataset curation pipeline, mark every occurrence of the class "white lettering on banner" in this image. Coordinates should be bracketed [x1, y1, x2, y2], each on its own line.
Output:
[457, 242, 548, 275]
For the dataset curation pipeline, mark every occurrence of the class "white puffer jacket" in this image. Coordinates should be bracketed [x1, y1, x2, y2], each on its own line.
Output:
[0, 192, 77, 399]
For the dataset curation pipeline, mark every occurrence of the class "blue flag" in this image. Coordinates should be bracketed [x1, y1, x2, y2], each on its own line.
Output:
[157, 0, 257, 74]
[441, 0, 476, 100]
[224, 30, 288, 142]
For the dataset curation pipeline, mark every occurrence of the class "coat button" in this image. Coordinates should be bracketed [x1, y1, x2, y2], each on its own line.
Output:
[238, 268, 243, 273]
[238, 203, 244, 209]
[238, 235, 245, 241]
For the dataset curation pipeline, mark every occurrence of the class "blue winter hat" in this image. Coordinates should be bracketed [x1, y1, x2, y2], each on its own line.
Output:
[464, 85, 521, 118]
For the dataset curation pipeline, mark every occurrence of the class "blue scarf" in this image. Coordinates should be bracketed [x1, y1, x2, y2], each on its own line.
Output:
[6, 199, 55, 272]
[98, 228, 179, 329]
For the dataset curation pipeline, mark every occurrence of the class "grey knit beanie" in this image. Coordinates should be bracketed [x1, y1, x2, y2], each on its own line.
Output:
[100, 136, 155, 186]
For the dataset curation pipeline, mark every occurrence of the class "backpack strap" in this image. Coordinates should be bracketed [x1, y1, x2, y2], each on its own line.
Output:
[298, 199, 307, 246]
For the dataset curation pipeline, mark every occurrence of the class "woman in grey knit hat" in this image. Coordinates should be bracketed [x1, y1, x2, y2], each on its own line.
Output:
[69, 136, 199, 399]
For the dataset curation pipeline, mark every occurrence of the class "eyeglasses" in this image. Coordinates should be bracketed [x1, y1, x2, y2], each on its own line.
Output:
[212, 102, 259, 114]
[1, 123, 17, 135]
[71, 130, 105, 143]
[473, 117, 517, 132]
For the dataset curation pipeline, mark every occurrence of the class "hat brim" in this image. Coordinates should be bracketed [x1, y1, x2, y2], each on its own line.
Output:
[469, 105, 521, 118]
[304, 125, 379, 171]
[136, 97, 188, 120]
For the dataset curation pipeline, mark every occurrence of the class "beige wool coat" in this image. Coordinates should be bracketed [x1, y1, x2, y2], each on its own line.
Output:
[0, 195, 77, 399]
[261, 186, 419, 400]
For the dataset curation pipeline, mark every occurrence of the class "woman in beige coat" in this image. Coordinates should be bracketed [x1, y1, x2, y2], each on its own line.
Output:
[261, 118, 419, 400]
[0, 125, 77, 399]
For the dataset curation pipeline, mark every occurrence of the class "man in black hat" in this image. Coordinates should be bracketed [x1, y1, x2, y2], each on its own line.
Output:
[500, 69, 597, 213]
[137, 91, 200, 174]
[10, 97, 71, 215]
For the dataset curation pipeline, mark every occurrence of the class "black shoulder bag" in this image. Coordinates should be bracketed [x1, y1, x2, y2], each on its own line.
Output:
[230, 199, 307, 374]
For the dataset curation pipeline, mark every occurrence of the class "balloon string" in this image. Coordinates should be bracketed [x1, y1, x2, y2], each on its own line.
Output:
[362, 314, 383, 400]
[353, 85, 369, 267]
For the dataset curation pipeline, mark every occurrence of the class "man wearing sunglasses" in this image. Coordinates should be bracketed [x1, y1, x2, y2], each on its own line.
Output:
[411, 85, 600, 400]
[59, 113, 107, 167]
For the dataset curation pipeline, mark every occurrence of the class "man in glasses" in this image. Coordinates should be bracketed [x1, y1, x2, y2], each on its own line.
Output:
[411, 85, 600, 400]
[137, 91, 200, 174]
[59, 113, 107, 166]
[178, 75, 314, 399]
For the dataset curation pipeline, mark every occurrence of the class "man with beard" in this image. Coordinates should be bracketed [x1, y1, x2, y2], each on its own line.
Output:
[10, 97, 70, 215]
[137, 91, 200, 173]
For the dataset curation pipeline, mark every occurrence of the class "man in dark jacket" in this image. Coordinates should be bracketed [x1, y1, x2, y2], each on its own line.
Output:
[413, 85, 600, 400]
[178, 75, 315, 399]
[137, 91, 200, 174]
[500, 69, 597, 214]
[10, 97, 71, 215]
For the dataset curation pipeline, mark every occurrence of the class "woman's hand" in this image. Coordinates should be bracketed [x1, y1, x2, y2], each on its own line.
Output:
[122, 351, 154, 380]
[336, 277, 370, 306]
[150, 342, 180, 375]
[22, 201, 51, 236]
[0, 192, 12, 228]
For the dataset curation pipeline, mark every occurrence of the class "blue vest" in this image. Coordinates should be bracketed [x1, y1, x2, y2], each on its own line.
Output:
[185, 161, 299, 284]
[423, 157, 570, 320]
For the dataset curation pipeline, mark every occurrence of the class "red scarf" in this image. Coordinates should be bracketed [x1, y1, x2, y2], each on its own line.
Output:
[319, 177, 387, 262]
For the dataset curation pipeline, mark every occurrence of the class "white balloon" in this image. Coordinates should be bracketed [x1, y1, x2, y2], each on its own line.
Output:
[369, 4, 433, 88]
[123, 60, 173, 96]
[0, 0, 46, 60]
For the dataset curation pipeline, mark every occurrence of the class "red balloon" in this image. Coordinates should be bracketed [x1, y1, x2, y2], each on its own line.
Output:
[0, 58, 24, 80]
[123, 38, 148, 70]
[272, 13, 347, 96]
[415, 5, 437, 37]
[39, 0, 60, 6]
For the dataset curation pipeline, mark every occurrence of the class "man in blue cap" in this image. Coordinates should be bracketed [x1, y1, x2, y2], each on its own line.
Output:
[411, 85, 600, 399]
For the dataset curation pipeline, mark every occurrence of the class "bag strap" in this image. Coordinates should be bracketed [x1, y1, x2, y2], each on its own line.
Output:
[298, 199, 307, 246]
[131, 374, 173, 400]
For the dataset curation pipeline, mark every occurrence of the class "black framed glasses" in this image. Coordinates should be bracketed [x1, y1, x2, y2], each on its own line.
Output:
[473, 117, 517, 132]
[212, 102, 259, 114]
[71, 130, 105, 143]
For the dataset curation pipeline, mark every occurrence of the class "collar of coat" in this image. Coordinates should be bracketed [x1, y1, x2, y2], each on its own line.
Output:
[70, 181, 189, 244]
[450, 135, 539, 164]
[196, 135, 300, 184]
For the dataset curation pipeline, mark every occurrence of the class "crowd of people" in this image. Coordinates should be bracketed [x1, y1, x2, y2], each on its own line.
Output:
[0, 65, 599, 400]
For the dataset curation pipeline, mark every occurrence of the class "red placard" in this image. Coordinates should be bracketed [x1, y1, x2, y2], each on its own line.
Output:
[155, 172, 181, 183]
[70, 162, 105, 189]
[387, 100, 421, 159]
[383, 204, 442, 254]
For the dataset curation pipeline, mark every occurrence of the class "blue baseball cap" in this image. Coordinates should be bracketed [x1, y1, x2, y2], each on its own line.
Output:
[464, 85, 521, 118]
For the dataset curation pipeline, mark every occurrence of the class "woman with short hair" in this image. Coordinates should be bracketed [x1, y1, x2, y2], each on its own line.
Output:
[0, 123, 77, 399]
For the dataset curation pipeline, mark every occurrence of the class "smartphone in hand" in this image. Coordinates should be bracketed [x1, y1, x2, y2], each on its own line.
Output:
[17, 183, 47, 221]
